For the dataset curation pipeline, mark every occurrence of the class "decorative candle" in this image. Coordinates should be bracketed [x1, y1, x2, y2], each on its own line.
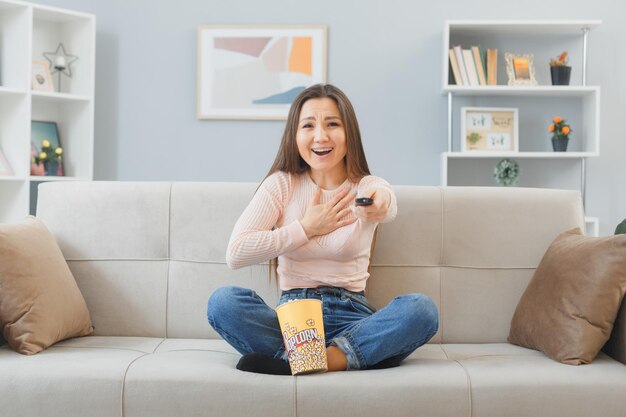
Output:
[55, 56, 66, 68]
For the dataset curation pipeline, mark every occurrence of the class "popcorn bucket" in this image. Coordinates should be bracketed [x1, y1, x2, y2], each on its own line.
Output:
[276, 299, 328, 375]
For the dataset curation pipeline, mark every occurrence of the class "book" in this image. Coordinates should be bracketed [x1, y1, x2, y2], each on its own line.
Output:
[462, 49, 479, 86]
[480, 45, 487, 78]
[471, 46, 487, 86]
[453, 46, 469, 86]
[448, 49, 463, 86]
[487, 48, 498, 85]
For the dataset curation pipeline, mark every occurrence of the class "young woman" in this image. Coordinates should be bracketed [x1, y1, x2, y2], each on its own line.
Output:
[207, 84, 438, 374]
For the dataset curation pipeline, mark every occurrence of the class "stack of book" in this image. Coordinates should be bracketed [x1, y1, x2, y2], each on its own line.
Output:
[449, 46, 498, 86]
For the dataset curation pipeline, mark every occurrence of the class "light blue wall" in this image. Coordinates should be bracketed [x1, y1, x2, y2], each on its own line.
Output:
[30, 0, 626, 235]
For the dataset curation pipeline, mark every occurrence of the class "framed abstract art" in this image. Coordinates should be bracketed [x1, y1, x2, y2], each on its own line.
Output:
[197, 25, 327, 120]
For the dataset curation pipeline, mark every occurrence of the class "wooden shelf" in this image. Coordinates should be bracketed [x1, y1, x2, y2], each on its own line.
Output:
[29, 175, 90, 182]
[32, 91, 91, 103]
[0, 86, 27, 96]
[0, 0, 94, 223]
[443, 85, 599, 97]
[443, 151, 598, 159]
[446, 20, 601, 36]
[441, 20, 601, 228]
[0, 176, 27, 182]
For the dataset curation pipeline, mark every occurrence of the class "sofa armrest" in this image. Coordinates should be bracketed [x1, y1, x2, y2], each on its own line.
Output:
[604, 299, 626, 365]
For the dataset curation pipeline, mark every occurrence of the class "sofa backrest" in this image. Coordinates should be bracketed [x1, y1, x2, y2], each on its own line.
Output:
[36, 182, 584, 343]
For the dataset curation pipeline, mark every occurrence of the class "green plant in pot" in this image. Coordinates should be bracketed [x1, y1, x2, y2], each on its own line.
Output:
[549, 117, 571, 152]
[467, 132, 481, 150]
[494, 158, 519, 186]
[616, 219, 626, 235]
[550, 51, 571, 85]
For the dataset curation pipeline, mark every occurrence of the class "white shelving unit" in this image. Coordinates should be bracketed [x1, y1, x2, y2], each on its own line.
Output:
[441, 20, 601, 236]
[0, 0, 94, 223]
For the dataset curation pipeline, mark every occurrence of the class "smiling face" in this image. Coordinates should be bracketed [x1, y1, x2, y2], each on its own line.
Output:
[296, 97, 347, 180]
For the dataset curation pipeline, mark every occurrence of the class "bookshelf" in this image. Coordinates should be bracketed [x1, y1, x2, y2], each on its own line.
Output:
[441, 20, 601, 236]
[0, 0, 95, 223]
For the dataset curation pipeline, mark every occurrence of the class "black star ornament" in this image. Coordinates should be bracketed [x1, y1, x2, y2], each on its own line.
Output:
[43, 43, 78, 77]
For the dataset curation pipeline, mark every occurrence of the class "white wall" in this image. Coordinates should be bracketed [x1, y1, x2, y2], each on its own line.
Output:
[30, 0, 626, 236]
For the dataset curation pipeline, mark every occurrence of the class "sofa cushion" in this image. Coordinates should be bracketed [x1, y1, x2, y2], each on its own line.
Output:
[123, 339, 471, 417]
[508, 228, 626, 365]
[0, 216, 93, 355]
[296, 345, 470, 417]
[3, 337, 626, 417]
[0, 336, 155, 417]
[447, 344, 626, 417]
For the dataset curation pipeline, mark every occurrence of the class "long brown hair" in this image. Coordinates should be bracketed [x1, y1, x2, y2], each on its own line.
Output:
[263, 84, 372, 282]
[265, 83, 370, 182]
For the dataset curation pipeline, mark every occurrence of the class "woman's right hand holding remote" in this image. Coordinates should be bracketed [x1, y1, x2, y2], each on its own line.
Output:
[300, 187, 357, 239]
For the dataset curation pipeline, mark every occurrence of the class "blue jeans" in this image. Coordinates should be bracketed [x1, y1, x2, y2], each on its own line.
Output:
[207, 286, 439, 370]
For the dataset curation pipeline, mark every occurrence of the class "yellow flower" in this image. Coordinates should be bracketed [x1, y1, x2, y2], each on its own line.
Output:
[39, 152, 47, 160]
[55, 147, 63, 155]
[42, 139, 50, 148]
[553, 117, 562, 124]
[562, 126, 570, 135]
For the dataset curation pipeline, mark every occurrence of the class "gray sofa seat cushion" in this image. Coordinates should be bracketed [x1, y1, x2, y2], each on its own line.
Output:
[3, 337, 626, 417]
[450, 346, 626, 417]
[123, 340, 294, 417]
[0, 336, 156, 417]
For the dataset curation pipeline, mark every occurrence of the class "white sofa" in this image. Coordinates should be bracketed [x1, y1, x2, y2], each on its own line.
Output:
[1, 181, 625, 417]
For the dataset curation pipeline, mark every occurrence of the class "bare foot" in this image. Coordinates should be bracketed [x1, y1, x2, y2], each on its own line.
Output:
[326, 346, 347, 372]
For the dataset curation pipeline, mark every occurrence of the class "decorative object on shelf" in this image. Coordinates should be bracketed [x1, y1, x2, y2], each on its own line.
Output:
[31, 60, 54, 92]
[549, 51, 571, 86]
[549, 116, 572, 152]
[0, 147, 13, 176]
[30, 121, 64, 177]
[197, 25, 327, 120]
[494, 158, 519, 186]
[449, 45, 488, 87]
[461, 107, 519, 152]
[615, 219, 626, 235]
[504, 53, 537, 86]
[486, 48, 498, 85]
[467, 132, 481, 149]
[43, 43, 78, 92]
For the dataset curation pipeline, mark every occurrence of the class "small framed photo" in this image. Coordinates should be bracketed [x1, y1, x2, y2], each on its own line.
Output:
[197, 25, 327, 120]
[461, 107, 519, 153]
[31, 121, 64, 176]
[0, 148, 13, 176]
[31, 60, 54, 92]
[505, 53, 537, 86]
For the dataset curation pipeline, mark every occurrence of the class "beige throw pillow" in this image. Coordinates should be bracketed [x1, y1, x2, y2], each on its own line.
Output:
[508, 228, 626, 365]
[0, 216, 93, 355]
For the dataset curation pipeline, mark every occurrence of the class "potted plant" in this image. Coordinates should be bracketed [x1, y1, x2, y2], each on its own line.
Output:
[34, 139, 63, 176]
[494, 158, 519, 186]
[549, 117, 572, 152]
[467, 132, 481, 150]
[549, 51, 571, 86]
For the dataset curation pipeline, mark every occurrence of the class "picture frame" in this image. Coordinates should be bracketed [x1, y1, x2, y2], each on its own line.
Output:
[461, 107, 519, 153]
[505, 53, 537, 86]
[0, 148, 13, 176]
[30, 120, 64, 176]
[197, 25, 327, 120]
[31, 60, 54, 92]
